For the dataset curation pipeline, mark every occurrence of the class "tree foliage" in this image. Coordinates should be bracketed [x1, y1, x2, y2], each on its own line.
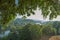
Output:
[0, 0, 60, 25]
[0, 23, 57, 40]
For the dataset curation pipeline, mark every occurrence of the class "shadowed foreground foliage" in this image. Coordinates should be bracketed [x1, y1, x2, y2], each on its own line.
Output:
[0, 23, 57, 40]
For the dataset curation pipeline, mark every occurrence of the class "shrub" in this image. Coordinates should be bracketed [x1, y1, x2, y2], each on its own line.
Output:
[41, 25, 56, 36]
[0, 24, 57, 40]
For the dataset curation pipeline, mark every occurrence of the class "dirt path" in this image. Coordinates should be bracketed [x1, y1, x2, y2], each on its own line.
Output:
[49, 35, 60, 40]
[40, 35, 60, 40]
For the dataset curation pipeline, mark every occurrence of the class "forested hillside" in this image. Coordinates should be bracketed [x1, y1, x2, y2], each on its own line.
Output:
[0, 19, 60, 40]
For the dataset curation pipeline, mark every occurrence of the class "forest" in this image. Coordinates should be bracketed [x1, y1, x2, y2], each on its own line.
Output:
[0, 0, 60, 40]
[0, 19, 60, 40]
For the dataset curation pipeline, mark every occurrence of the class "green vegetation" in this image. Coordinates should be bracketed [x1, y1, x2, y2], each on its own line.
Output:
[0, 0, 60, 40]
[0, 22, 59, 40]
[0, 0, 60, 25]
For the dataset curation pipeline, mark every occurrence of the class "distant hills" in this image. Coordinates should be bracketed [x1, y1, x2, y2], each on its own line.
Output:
[0, 18, 60, 38]
[9, 18, 44, 27]
[8, 18, 60, 27]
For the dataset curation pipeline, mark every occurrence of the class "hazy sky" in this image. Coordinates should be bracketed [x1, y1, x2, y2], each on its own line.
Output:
[27, 8, 60, 21]
[15, 0, 60, 21]
[16, 7, 60, 21]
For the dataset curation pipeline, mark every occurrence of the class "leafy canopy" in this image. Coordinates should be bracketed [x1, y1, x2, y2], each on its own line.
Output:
[0, 0, 60, 25]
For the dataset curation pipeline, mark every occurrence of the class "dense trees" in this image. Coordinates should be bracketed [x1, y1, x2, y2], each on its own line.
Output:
[0, 0, 60, 40]
[53, 21, 60, 35]
[0, 23, 58, 40]
[44, 21, 60, 35]
[0, 0, 60, 25]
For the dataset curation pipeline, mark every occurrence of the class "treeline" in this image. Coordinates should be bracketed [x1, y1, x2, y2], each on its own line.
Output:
[0, 22, 59, 40]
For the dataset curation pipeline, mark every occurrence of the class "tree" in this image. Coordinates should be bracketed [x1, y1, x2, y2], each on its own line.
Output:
[41, 25, 56, 36]
[53, 21, 60, 35]
[0, 0, 60, 25]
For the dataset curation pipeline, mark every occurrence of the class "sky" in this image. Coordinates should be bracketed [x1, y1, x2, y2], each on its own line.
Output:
[15, 0, 60, 21]
[16, 7, 60, 21]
